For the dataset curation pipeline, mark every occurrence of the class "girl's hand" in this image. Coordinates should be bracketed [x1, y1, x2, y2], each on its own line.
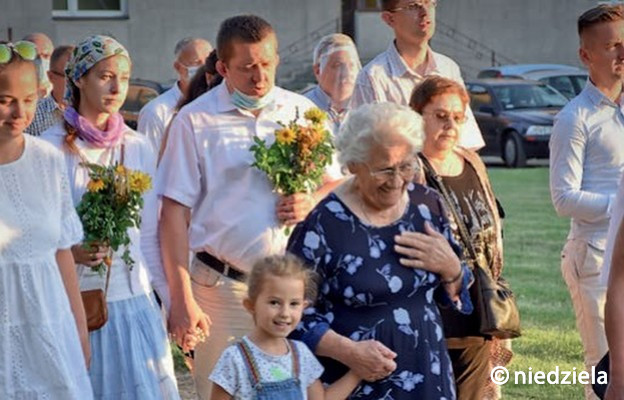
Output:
[71, 243, 110, 267]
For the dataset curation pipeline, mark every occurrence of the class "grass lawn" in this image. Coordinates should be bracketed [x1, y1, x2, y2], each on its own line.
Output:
[488, 166, 585, 399]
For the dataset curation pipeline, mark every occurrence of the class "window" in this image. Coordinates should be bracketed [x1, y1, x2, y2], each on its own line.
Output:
[468, 85, 493, 112]
[53, 0, 127, 18]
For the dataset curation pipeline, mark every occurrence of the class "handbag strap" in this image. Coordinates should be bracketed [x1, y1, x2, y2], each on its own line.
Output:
[418, 153, 480, 267]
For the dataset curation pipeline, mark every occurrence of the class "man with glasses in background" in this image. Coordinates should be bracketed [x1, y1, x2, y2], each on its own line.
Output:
[352, 0, 484, 150]
[24, 45, 74, 136]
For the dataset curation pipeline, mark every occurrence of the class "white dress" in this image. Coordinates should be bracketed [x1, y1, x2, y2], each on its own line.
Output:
[0, 135, 93, 399]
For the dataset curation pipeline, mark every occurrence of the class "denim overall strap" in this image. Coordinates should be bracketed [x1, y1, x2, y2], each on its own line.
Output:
[237, 340, 262, 387]
[236, 339, 305, 400]
[288, 339, 300, 379]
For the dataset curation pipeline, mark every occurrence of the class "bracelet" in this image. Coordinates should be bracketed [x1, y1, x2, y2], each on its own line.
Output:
[440, 266, 463, 285]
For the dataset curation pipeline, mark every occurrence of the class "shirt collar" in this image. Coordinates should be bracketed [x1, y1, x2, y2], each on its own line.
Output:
[216, 80, 283, 115]
[386, 41, 438, 78]
[41, 95, 62, 112]
[310, 85, 332, 111]
[172, 82, 184, 102]
[584, 78, 624, 108]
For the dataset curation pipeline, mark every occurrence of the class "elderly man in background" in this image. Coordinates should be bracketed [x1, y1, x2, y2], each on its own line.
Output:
[25, 45, 74, 136]
[550, 4, 624, 399]
[23, 32, 54, 97]
[138, 37, 212, 154]
[351, 0, 484, 150]
[303, 33, 361, 132]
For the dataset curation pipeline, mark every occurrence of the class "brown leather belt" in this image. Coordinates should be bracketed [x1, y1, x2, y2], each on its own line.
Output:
[196, 251, 248, 283]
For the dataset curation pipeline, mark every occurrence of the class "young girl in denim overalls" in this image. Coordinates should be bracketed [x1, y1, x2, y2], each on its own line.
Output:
[209, 255, 361, 400]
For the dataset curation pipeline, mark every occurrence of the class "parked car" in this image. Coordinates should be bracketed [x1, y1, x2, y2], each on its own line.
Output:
[477, 64, 588, 99]
[120, 79, 172, 130]
[466, 79, 569, 168]
[521, 69, 588, 100]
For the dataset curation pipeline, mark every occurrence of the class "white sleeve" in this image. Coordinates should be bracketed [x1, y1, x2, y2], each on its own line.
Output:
[209, 345, 245, 396]
[137, 106, 165, 156]
[138, 140, 170, 310]
[549, 111, 612, 221]
[295, 341, 324, 388]
[56, 152, 84, 249]
[157, 112, 203, 208]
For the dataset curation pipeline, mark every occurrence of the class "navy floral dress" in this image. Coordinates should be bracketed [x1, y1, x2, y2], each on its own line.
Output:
[287, 183, 473, 400]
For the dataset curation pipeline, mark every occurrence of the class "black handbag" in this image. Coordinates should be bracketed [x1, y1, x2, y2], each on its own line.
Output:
[419, 154, 521, 339]
[592, 352, 609, 399]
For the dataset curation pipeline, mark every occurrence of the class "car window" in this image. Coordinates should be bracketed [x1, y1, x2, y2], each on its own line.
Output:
[137, 88, 159, 109]
[122, 86, 159, 113]
[492, 84, 568, 109]
[570, 75, 588, 95]
[468, 85, 493, 111]
[542, 76, 575, 99]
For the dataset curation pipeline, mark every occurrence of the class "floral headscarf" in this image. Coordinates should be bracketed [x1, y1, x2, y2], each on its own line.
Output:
[64, 35, 130, 104]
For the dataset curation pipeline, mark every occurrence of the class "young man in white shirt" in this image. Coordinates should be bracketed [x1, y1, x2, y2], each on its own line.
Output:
[137, 37, 212, 155]
[550, 5, 624, 399]
[351, 0, 484, 150]
[158, 15, 349, 399]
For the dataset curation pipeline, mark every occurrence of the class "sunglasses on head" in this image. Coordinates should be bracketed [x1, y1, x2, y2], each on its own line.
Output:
[0, 41, 38, 64]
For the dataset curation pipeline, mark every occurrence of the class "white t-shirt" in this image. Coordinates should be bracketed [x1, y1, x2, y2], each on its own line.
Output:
[209, 336, 323, 400]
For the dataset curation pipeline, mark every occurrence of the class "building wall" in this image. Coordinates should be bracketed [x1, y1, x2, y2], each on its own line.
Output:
[0, 0, 610, 82]
[0, 0, 340, 83]
[355, 0, 603, 78]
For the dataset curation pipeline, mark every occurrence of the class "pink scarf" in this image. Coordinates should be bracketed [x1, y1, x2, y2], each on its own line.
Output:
[64, 107, 125, 148]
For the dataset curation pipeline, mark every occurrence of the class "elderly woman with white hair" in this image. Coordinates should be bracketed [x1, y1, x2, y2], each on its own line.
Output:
[287, 102, 473, 399]
[304, 33, 361, 132]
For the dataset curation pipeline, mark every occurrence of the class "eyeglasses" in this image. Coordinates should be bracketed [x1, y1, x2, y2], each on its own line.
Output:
[366, 160, 421, 182]
[424, 110, 468, 125]
[390, 0, 438, 12]
[0, 41, 37, 64]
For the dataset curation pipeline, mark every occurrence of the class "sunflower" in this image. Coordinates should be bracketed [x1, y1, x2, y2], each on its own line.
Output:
[303, 107, 327, 125]
[276, 127, 297, 145]
[128, 171, 152, 194]
[87, 179, 106, 193]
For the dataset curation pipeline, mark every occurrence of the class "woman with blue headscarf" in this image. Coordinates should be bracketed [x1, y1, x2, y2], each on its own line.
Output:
[41, 35, 179, 400]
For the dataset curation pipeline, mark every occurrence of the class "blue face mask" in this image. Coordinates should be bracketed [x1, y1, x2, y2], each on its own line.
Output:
[231, 87, 275, 111]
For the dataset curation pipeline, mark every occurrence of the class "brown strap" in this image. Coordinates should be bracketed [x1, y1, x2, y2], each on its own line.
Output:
[103, 255, 112, 294]
[418, 153, 480, 267]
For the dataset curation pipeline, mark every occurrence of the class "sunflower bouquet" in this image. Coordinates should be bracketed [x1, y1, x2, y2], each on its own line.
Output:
[250, 107, 334, 200]
[76, 162, 152, 273]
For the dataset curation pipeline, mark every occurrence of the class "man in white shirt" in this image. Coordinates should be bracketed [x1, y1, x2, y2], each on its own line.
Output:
[550, 5, 624, 399]
[158, 15, 351, 399]
[137, 37, 212, 155]
[352, 0, 484, 150]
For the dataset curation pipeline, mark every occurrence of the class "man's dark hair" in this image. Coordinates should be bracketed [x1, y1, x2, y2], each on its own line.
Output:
[216, 15, 275, 62]
[50, 45, 74, 68]
[578, 4, 624, 37]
